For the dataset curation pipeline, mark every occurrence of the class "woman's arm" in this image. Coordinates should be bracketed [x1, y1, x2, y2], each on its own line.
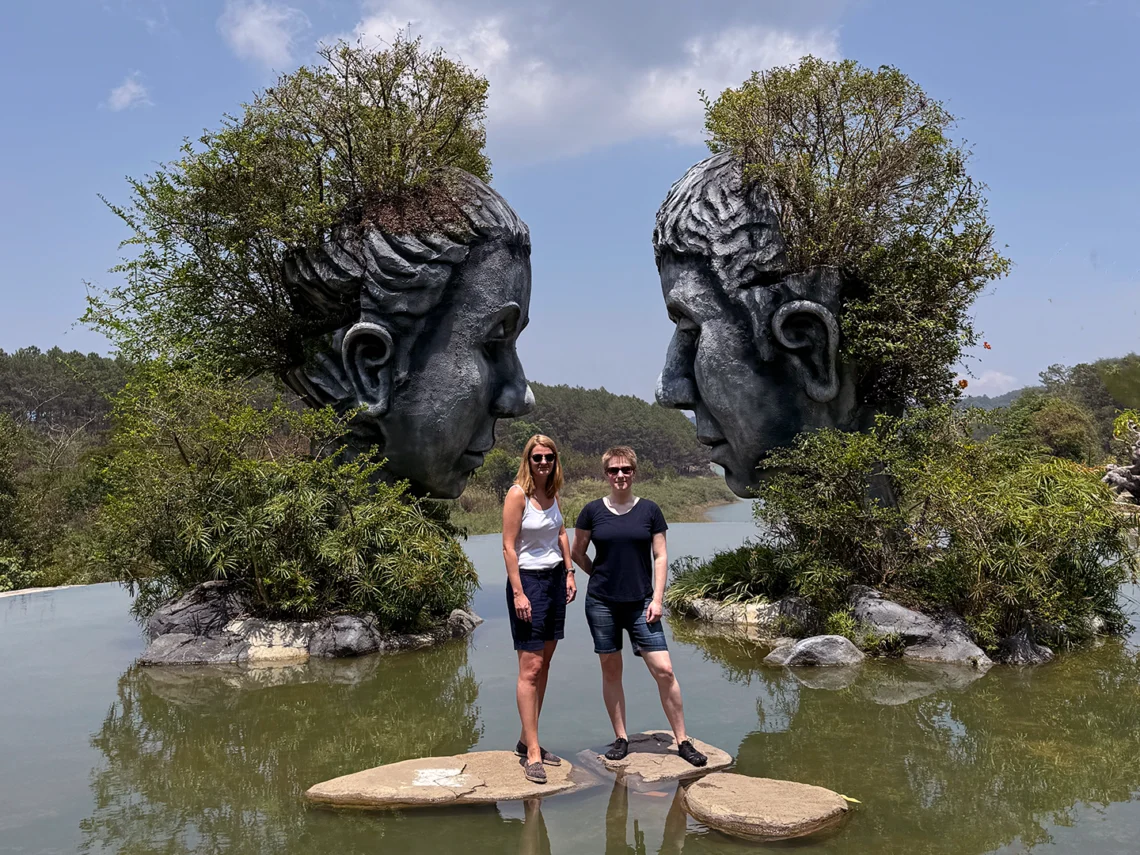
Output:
[646, 531, 668, 623]
[502, 485, 531, 621]
[558, 516, 577, 603]
[571, 528, 594, 576]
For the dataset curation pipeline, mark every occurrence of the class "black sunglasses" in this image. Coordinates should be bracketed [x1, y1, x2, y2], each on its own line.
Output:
[531, 453, 556, 463]
[605, 466, 634, 475]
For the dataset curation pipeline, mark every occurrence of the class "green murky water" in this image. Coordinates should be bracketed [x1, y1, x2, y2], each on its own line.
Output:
[4, 502, 1140, 854]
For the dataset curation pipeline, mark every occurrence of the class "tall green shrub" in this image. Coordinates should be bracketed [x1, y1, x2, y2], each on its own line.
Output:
[92, 364, 476, 627]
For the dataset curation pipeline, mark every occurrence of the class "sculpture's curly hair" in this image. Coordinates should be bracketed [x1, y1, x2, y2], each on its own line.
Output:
[281, 169, 529, 410]
[652, 153, 787, 290]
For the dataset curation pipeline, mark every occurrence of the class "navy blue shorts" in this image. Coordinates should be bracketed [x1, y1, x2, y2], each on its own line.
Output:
[584, 594, 668, 655]
[507, 567, 567, 652]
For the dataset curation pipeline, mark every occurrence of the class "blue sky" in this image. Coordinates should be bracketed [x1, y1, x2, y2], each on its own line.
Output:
[2, 0, 1137, 400]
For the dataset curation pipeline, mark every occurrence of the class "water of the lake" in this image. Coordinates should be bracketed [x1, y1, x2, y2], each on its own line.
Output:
[4, 499, 1140, 854]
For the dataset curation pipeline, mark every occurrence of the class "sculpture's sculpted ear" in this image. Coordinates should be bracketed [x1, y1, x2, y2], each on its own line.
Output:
[342, 322, 395, 416]
[772, 300, 840, 403]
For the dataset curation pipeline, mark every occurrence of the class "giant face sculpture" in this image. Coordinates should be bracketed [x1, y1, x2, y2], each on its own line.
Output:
[281, 170, 534, 498]
[653, 154, 874, 498]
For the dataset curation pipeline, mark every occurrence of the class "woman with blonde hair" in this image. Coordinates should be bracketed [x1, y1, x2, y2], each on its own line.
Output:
[502, 434, 577, 784]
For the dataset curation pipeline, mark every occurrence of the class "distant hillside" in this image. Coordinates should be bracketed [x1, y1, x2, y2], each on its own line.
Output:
[959, 387, 1039, 411]
[495, 382, 711, 475]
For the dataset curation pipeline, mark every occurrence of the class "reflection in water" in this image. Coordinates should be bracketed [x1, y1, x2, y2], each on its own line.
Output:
[675, 621, 1140, 854]
[605, 779, 688, 855]
[80, 641, 483, 854]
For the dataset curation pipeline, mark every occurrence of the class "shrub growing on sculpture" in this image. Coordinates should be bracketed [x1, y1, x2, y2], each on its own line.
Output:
[655, 58, 1008, 497]
[86, 37, 533, 499]
[667, 408, 1136, 648]
[701, 57, 1009, 407]
[91, 364, 476, 627]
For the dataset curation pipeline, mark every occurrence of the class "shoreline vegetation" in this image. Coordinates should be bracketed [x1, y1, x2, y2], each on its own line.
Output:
[449, 474, 737, 536]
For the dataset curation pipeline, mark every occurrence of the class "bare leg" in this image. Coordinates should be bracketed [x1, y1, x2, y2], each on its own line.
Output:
[640, 650, 687, 743]
[517, 650, 545, 764]
[519, 641, 558, 746]
[598, 652, 628, 740]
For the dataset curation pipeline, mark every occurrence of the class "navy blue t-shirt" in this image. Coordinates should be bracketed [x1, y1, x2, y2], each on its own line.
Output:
[575, 498, 668, 602]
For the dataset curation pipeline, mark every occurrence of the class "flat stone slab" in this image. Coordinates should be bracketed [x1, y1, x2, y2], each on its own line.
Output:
[575, 731, 731, 791]
[305, 751, 595, 808]
[683, 773, 849, 841]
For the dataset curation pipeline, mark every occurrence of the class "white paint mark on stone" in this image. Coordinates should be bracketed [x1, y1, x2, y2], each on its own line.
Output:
[412, 768, 470, 788]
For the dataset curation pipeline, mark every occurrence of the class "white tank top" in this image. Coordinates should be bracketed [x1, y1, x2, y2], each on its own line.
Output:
[514, 487, 565, 570]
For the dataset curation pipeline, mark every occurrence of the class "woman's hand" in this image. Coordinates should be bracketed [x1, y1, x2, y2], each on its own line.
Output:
[514, 591, 532, 622]
[566, 571, 577, 604]
[646, 598, 663, 624]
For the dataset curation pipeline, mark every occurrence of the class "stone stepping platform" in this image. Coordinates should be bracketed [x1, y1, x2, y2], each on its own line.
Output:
[682, 773, 849, 841]
[574, 731, 732, 791]
[305, 751, 598, 808]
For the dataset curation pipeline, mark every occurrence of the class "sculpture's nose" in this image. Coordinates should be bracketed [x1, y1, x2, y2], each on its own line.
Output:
[656, 331, 698, 409]
[492, 352, 534, 418]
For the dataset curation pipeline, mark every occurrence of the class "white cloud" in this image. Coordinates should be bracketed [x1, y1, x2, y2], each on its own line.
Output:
[962, 371, 1019, 397]
[344, 0, 841, 162]
[105, 73, 151, 111]
[218, 0, 310, 69]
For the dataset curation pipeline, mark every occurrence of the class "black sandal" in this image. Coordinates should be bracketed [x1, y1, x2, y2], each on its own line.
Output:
[521, 758, 547, 784]
[515, 741, 562, 766]
[604, 737, 629, 761]
[678, 739, 708, 767]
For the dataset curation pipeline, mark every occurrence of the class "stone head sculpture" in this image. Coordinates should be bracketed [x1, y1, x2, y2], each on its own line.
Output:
[653, 154, 876, 497]
[282, 170, 534, 498]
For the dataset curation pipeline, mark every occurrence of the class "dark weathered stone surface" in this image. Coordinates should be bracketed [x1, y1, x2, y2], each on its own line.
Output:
[139, 632, 249, 665]
[683, 773, 848, 841]
[280, 170, 535, 499]
[145, 581, 246, 640]
[308, 616, 384, 658]
[765, 635, 865, 667]
[653, 154, 881, 498]
[995, 630, 1055, 666]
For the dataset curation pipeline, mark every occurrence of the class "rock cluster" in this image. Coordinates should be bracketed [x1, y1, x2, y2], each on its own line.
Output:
[848, 587, 992, 668]
[994, 629, 1055, 665]
[140, 581, 482, 665]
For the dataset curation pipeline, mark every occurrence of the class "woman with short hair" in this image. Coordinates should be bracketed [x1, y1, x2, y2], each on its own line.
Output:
[571, 445, 707, 767]
[502, 434, 577, 784]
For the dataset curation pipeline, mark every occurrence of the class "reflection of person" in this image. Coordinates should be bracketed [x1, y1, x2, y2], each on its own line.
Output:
[503, 434, 577, 784]
[653, 153, 877, 498]
[571, 446, 707, 768]
[281, 169, 535, 498]
[605, 779, 688, 855]
[518, 798, 552, 855]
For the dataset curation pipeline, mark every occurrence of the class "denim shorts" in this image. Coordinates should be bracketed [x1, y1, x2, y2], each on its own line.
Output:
[583, 593, 668, 655]
[506, 566, 567, 652]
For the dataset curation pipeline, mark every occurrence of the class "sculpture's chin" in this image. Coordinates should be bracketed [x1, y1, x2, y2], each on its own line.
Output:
[723, 467, 758, 500]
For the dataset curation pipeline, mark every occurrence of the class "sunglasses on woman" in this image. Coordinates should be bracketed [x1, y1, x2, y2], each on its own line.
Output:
[531, 453, 556, 463]
[605, 466, 634, 475]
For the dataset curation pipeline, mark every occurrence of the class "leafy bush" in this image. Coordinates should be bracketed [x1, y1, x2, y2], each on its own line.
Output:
[91, 364, 476, 628]
[86, 36, 491, 375]
[704, 57, 1008, 406]
[670, 407, 1137, 649]
[1000, 393, 1102, 464]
